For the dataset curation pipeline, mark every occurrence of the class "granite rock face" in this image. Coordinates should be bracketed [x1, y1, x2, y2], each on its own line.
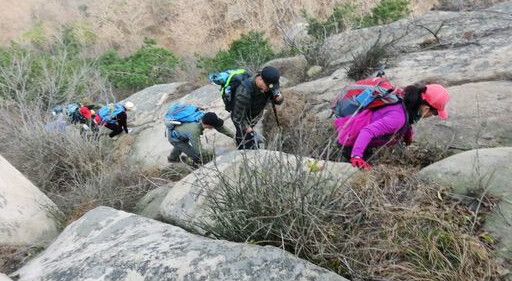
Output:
[0, 154, 60, 246]
[419, 147, 512, 260]
[13, 207, 348, 281]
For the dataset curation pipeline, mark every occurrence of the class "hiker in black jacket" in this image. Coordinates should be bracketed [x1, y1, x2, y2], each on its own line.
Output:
[231, 66, 283, 149]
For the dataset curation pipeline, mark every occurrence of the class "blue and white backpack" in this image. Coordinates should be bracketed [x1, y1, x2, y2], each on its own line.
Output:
[96, 103, 125, 124]
[164, 103, 205, 130]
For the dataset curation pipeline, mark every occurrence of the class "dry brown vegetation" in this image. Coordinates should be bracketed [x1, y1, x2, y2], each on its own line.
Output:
[0, 102, 182, 224]
[0, 0, 442, 57]
[197, 149, 504, 280]
[0, 245, 41, 275]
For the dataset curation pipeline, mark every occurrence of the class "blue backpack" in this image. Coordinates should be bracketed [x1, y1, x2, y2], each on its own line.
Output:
[164, 103, 205, 130]
[208, 69, 251, 112]
[97, 103, 125, 124]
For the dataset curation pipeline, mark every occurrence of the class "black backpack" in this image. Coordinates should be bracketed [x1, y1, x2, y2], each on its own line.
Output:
[209, 69, 252, 112]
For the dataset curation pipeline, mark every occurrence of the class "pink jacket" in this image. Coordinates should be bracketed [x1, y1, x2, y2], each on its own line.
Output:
[334, 103, 412, 157]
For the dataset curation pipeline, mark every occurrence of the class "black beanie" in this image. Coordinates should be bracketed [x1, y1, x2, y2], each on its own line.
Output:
[202, 112, 224, 128]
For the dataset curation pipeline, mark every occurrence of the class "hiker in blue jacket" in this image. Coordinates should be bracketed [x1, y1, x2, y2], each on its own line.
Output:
[167, 112, 234, 165]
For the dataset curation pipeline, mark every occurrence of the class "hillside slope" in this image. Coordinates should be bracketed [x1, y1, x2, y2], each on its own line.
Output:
[0, 0, 438, 56]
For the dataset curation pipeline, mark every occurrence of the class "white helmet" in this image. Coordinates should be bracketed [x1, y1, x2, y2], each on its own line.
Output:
[124, 101, 135, 111]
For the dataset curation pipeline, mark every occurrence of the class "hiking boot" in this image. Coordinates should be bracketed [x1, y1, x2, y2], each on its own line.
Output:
[180, 155, 199, 169]
[167, 155, 179, 163]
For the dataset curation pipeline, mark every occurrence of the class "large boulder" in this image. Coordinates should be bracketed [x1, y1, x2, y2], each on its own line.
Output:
[0, 154, 60, 246]
[263, 56, 308, 87]
[415, 81, 512, 148]
[296, 2, 512, 102]
[324, 3, 512, 67]
[134, 183, 174, 219]
[0, 273, 13, 281]
[122, 83, 190, 127]
[418, 147, 512, 259]
[129, 85, 236, 168]
[13, 207, 348, 281]
[160, 150, 357, 232]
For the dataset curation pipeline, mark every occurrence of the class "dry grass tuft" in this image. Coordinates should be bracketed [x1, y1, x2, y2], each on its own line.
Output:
[198, 152, 503, 280]
[0, 245, 41, 275]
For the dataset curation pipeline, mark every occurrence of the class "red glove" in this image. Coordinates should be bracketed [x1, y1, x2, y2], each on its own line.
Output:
[350, 156, 371, 170]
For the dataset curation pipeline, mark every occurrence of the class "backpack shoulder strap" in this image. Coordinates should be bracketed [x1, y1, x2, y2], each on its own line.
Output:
[221, 69, 247, 92]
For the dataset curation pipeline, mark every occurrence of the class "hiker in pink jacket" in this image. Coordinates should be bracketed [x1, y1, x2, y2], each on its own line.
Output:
[334, 84, 450, 170]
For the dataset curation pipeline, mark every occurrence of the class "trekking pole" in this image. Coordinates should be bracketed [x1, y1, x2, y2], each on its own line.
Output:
[377, 62, 386, 78]
[271, 101, 281, 128]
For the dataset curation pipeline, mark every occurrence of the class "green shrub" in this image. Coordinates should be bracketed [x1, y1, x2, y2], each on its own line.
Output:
[361, 0, 410, 27]
[22, 23, 48, 49]
[98, 39, 179, 92]
[303, 3, 358, 40]
[198, 31, 276, 73]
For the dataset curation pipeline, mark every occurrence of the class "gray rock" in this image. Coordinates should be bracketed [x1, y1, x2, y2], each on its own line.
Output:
[323, 3, 512, 67]
[263, 56, 308, 86]
[300, 2, 512, 103]
[122, 83, 189, 127]
[418, 147, 512, 260]
[0, 154, 60, 246]
[13, 207, 348, 281]
[306, 65, 323, 78]
[160, 150, 357, 232]
[288, 67, 351, 103]
[0, 273, 13, 281]
[129, 85, 236, 168]
[134, 184, 174, 219]
[415, 81, 512, 148]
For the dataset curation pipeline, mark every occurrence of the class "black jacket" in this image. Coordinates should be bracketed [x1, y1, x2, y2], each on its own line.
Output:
[230, 77, 283, 132]
[114, 111, 128, 133]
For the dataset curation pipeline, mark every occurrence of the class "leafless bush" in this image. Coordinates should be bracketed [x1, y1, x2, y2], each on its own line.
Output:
[0, 102, 157, 222]
[0, 43, 114, 109]
[346, 34, 394, 80]
[196, 150, 503, 280]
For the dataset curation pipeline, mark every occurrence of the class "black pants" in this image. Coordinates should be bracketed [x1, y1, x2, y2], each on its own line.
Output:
[341, 147, 375, 161]
[235, 127, 257, 150]
[105, 123, 123, 138]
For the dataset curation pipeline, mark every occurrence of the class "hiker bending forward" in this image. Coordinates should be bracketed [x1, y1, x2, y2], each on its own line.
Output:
[167, 112, 234, 164]
[231, 66, 283, 149]
[335, 84, 450, 170]
[94, 101, 135, 138]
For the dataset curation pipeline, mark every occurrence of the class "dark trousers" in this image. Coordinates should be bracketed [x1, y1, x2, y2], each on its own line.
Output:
[235, 127, 257, 150]
[168, 138, 200, 163]
[105, 123, 123, 138]
[341, 147, 375, 161]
